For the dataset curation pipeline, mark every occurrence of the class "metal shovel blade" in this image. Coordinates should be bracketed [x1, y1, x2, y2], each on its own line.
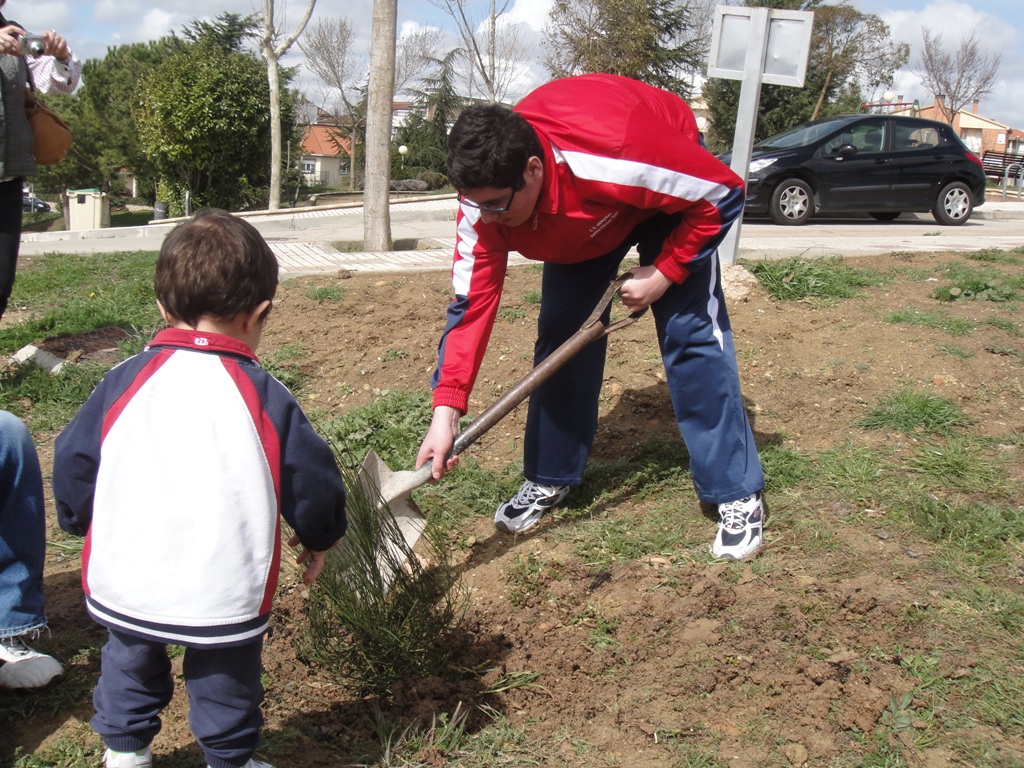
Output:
[359, 449, 430, 554]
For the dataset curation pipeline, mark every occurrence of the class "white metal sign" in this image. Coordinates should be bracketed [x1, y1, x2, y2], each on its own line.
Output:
[708, 6, 815, 265]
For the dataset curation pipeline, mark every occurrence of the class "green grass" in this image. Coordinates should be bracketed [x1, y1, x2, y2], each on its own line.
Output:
[856, 387, 973, 435]
[885, 307, 975, 336]
[742, 256, 885, 301]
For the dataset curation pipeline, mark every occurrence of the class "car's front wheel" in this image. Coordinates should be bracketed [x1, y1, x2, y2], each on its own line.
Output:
[770, 179, 813, 225]
[932, 181, 974, 225]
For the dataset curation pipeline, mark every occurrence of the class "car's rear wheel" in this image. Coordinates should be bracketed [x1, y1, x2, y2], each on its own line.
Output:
[770, 179, 813, 225]
[932, 181, 974, 225]
[869, 212, 901, 221]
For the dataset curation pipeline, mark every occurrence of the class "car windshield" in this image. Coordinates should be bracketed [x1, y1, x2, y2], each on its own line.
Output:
[754, 117, 858, 151]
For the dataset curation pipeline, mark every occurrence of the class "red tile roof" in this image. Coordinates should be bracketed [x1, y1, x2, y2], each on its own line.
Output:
[302, 124, 351, 157]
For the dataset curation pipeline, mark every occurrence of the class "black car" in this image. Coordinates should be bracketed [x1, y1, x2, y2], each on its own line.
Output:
[719, 114, 987, 225]
[22, 195, 51, 213]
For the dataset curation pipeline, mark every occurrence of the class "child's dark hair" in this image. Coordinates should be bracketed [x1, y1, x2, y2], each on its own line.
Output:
[155, 208, 278, 327]
[446, 104, 543, 192]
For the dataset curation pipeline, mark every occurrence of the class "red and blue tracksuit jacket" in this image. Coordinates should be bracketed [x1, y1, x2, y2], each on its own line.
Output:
[432, 73, 746, 414]
[53, 328, 347, 648]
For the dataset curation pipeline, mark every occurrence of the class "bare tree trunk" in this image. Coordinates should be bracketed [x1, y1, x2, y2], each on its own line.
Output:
[364, 0, 397, 250]
[266, 55, 284, 210]
[810, 70, 833, 121]
[261, 0, 318, 211]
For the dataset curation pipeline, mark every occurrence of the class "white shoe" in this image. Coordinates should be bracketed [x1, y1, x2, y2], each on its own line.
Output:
[494, 480, 571, 533]
[711, 492, 765, 560]
[104, 747, 153, 768]
[0, 634, 64, 690]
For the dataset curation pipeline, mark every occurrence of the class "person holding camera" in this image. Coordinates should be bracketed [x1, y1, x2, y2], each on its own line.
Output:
[0, 1, 81, 322]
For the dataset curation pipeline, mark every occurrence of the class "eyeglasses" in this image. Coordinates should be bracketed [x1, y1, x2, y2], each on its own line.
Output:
[458, 187, 517, 213]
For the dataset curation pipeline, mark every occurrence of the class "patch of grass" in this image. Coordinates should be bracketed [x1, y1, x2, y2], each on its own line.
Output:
[261, 342, 307, 394]
[304, 283, 346, 303]
[497, 307, 527, 322]
[0, 360, 112, 430]
[936, 343, 973, 359]
[318, 389, 433, 470]
[506, 551, 551, 608]
[885, 307, 974, 337]
[857, 388, 972, 436]
[964, 248, 1024, 265]
[523, 289, 542, 304]
[984, 317, 1024, 337]
[743, 256, 884, 301]
[902, 495, 1024, 567]
[905, 437, 1008, 496]
[0, 251, 160, 357]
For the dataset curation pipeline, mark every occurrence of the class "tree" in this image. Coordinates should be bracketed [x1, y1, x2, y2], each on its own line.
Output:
[259, 0, 318, 210]
[395, 27, 446, 96]
[808, 4, 908, 120]
[392, 49, 465, 178]
[543, 0, 700, 95]
[917, 28, 1000, 124]
[72, 38, 186, 199]
[300, 17, 365, 191]
[364, 0, 399, 250]
[429, 0, 530, 102]
[134, 47, 273, 213]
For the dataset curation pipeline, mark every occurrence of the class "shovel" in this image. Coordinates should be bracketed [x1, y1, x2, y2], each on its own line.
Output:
[360, 271, 647, 553]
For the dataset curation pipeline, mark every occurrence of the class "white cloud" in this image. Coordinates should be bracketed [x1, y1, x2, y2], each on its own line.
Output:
[134, 9, 178, 45]
[879, 0, 1023, 129]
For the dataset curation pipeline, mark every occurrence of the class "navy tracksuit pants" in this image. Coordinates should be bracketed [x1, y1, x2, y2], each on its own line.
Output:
[92, 629, 264, 768]
[523, 213, 764, 504]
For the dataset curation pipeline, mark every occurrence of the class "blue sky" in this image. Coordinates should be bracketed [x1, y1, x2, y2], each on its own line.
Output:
[18, 0, 1024, 131]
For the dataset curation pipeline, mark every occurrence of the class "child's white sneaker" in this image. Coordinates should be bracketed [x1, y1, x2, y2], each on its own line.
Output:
[104, 747, 153, 768]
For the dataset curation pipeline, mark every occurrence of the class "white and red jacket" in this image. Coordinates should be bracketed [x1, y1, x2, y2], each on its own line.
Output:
[432, 74, 746, 413]
[53, 329, 347, 648]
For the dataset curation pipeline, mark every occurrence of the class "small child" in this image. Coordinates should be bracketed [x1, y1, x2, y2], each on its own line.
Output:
[53, 208, 347, 768]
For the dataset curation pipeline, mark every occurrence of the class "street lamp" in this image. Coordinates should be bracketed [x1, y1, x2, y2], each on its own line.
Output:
[398, 144, 408, 168]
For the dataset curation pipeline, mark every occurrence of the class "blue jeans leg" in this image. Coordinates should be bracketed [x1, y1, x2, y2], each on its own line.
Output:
[0, 410, 47, 638]
[523, 248, 627, 485]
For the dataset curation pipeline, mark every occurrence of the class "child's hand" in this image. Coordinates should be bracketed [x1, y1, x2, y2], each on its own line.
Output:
[288, 534, 328, 584]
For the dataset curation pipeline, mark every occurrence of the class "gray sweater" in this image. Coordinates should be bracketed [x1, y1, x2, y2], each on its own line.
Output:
[0, 53, 36, 178]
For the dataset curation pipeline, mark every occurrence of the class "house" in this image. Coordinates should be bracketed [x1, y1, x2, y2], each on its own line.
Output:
[299, 102, 429, 188]
[300, 115, 351, 188]
[891, 96, 1021, 157]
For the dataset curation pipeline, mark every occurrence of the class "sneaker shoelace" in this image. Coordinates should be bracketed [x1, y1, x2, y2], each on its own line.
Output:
[719, 496, 756, 532]
[1, 636, 34, 659]
[511, 483, 552, 507]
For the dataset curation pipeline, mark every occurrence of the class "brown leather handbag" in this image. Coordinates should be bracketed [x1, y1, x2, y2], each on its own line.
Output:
[24, 64, 74, 166]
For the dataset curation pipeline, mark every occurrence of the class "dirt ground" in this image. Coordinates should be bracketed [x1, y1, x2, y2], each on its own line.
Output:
[5, 249, 1024, 767]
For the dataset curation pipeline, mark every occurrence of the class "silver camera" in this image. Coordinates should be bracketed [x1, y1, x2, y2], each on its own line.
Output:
[18, 34, 46, 57]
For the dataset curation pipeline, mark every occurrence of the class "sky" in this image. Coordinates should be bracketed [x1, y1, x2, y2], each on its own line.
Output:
[16, 0, 1024, 131]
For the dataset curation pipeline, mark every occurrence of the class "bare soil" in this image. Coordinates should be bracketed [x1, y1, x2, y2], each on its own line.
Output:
[5, 249, 1024, 767]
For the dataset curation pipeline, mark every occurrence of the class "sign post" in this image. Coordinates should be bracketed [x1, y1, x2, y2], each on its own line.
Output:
[708, 6, 814, 264]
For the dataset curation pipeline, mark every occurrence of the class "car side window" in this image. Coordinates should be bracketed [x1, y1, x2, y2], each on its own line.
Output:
[894, 122, 941, 151]
[850, 122, 885, 152]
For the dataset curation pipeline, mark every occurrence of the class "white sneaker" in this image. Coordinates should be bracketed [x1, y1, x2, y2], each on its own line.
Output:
[494, 480, 571, 533]
[0, 634, 64, 690]
[104, 747, 153, 768]
[711, 492, 765, 560]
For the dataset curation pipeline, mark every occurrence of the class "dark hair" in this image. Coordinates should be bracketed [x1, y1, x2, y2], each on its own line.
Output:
[446, 104, 543, 191]
[155, 208, 278, 327]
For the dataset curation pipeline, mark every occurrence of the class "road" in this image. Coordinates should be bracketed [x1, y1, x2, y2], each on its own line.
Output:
[19, 196, 1024, 276]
